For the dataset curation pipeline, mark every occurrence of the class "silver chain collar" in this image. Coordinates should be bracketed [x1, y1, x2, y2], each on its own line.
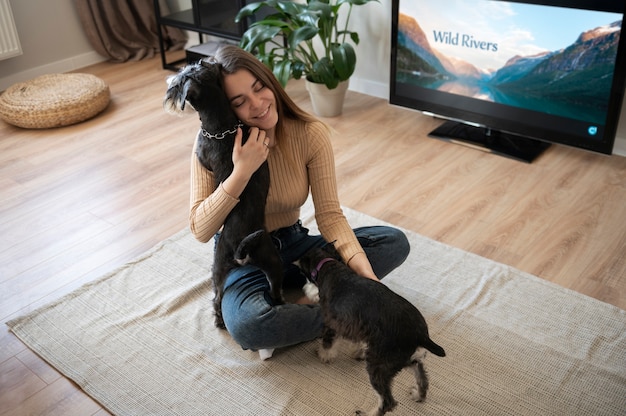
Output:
[201, 122, 243, 140]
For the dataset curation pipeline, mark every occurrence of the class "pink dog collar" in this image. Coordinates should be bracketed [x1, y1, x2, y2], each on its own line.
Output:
[310, 258, 336, 283]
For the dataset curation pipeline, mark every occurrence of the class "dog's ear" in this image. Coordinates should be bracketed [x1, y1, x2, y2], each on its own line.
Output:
[163, 62, 211, 114]
[322, 241, 342, 260]
[163, 72, 194, 114]
[178, 75, 201, 111]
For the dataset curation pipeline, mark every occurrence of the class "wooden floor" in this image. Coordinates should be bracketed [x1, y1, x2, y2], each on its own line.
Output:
[1, 56, 625, 415]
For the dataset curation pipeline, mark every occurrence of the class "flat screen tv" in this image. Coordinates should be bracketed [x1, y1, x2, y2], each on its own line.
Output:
[390, 0, 626, 162]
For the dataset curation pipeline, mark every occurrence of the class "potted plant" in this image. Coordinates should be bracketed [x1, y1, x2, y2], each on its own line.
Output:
[235, 0, 378, 116]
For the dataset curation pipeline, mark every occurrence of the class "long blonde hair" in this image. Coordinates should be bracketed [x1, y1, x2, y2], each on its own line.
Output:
[214, 45, 328, 142]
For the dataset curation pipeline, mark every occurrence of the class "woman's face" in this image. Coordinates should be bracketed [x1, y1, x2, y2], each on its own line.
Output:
[223, 69, 278, 133]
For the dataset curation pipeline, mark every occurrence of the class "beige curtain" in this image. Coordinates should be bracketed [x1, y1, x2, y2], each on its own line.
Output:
[74, 0, 187, 62]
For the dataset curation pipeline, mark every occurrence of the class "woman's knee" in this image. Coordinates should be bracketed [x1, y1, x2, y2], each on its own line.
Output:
[222, 293, 276, 350]
[381, 227, 410, 273]
[356, 226, 410, 278]
[389, 227, 410, 261]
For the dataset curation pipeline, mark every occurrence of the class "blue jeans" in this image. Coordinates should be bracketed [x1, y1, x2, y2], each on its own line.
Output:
[219, 221, 410, 351]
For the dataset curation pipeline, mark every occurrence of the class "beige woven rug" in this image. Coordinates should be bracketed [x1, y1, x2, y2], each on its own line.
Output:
[8, 201, 626, 415]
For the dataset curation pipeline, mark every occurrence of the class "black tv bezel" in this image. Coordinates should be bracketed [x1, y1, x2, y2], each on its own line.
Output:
[389, 0, 626, 157]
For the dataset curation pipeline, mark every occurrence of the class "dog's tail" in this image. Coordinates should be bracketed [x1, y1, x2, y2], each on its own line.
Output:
[423, 338, 446, 357]
[234, 229, 268, 266]
[235, 229, 285, 304]
[234, 229, 283, 275]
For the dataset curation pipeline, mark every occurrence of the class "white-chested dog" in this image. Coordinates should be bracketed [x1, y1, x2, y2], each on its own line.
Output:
[297, 244, 445, 416]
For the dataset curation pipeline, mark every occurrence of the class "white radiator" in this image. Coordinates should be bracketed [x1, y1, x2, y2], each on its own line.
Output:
[0, 0, 22, 60]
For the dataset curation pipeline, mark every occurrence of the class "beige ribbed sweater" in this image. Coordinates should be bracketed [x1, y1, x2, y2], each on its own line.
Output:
[189, 118, 364, 263]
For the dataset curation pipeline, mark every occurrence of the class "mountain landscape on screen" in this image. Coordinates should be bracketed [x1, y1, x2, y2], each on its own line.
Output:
[396, 13, 622, 123]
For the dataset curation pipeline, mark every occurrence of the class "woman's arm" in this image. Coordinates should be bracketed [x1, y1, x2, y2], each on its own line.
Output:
[305, 122, 378, 280]
[347, 252, 379, 281]
[189, 128, 270, 242]
[189, 141, 237, 243]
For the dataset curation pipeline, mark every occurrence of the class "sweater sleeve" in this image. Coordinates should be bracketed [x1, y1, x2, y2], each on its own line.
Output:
[306, 122, 364, 263]
[189, 133, 239, 243]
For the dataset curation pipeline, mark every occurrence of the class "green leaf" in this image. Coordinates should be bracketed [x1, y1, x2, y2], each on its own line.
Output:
[307, 1, 333, 40]
[273, 60, 292, 87]
[338, 0, 379, 6]
[237, 1, 303, 22]
[236, 1, 275, 22]
[292, 61, 305, 79]
[308, 1, 333, 20]
[277, 0, 305, 16]
[288, 26, 319, 52]
[249, 19, 291, 29]
[239, 25, 282, 52]
[350, 32, 359, 45]
[331, 42, 356, 80]
[296, 10, 321, 27]
[311, 57, 339, 89]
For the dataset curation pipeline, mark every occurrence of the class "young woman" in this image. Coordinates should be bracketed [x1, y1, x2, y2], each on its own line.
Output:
[189, 45, 410, 357]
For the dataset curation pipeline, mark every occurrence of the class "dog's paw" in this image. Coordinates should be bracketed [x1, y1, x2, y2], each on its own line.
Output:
[347, 341, 367, 361]
[410, 386, 426, 402]
[302, 281, 320, 303]
[317, 346, 338, 363]
[214, 313, 226, 330]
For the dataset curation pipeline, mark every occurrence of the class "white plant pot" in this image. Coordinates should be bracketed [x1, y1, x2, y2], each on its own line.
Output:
[305, 79, 349, 117]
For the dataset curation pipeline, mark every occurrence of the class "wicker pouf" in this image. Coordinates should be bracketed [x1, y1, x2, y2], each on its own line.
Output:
[0, 73, 110, 129]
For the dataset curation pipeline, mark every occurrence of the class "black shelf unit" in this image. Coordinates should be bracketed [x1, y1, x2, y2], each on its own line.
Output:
[154, 0, 250, 70]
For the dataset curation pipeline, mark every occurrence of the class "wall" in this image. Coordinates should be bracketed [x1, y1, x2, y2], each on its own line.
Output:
[0, 0, 104, 90]
[1, 0, 625, 155]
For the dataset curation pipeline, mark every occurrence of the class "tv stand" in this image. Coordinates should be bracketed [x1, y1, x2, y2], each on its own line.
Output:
[428, 120, 551, 163]
[153, 0, 252, 71]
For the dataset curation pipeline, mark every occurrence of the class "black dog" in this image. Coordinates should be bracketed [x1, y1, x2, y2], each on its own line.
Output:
[163, 59, 284, 329]
[297, 244, 445, 416]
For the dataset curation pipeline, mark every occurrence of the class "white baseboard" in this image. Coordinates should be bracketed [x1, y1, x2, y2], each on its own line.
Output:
[0, 51, 106, 91]
[348, 76, 388, 100]
[613, 137, 626, 157]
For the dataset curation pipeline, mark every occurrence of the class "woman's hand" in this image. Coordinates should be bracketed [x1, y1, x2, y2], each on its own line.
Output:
[348, 252, 380, 282]
[222, 127, 270, 198]
[232, 127, 270, 178]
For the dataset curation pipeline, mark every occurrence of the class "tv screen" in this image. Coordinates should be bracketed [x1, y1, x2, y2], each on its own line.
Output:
[390, 0, 626, 162]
